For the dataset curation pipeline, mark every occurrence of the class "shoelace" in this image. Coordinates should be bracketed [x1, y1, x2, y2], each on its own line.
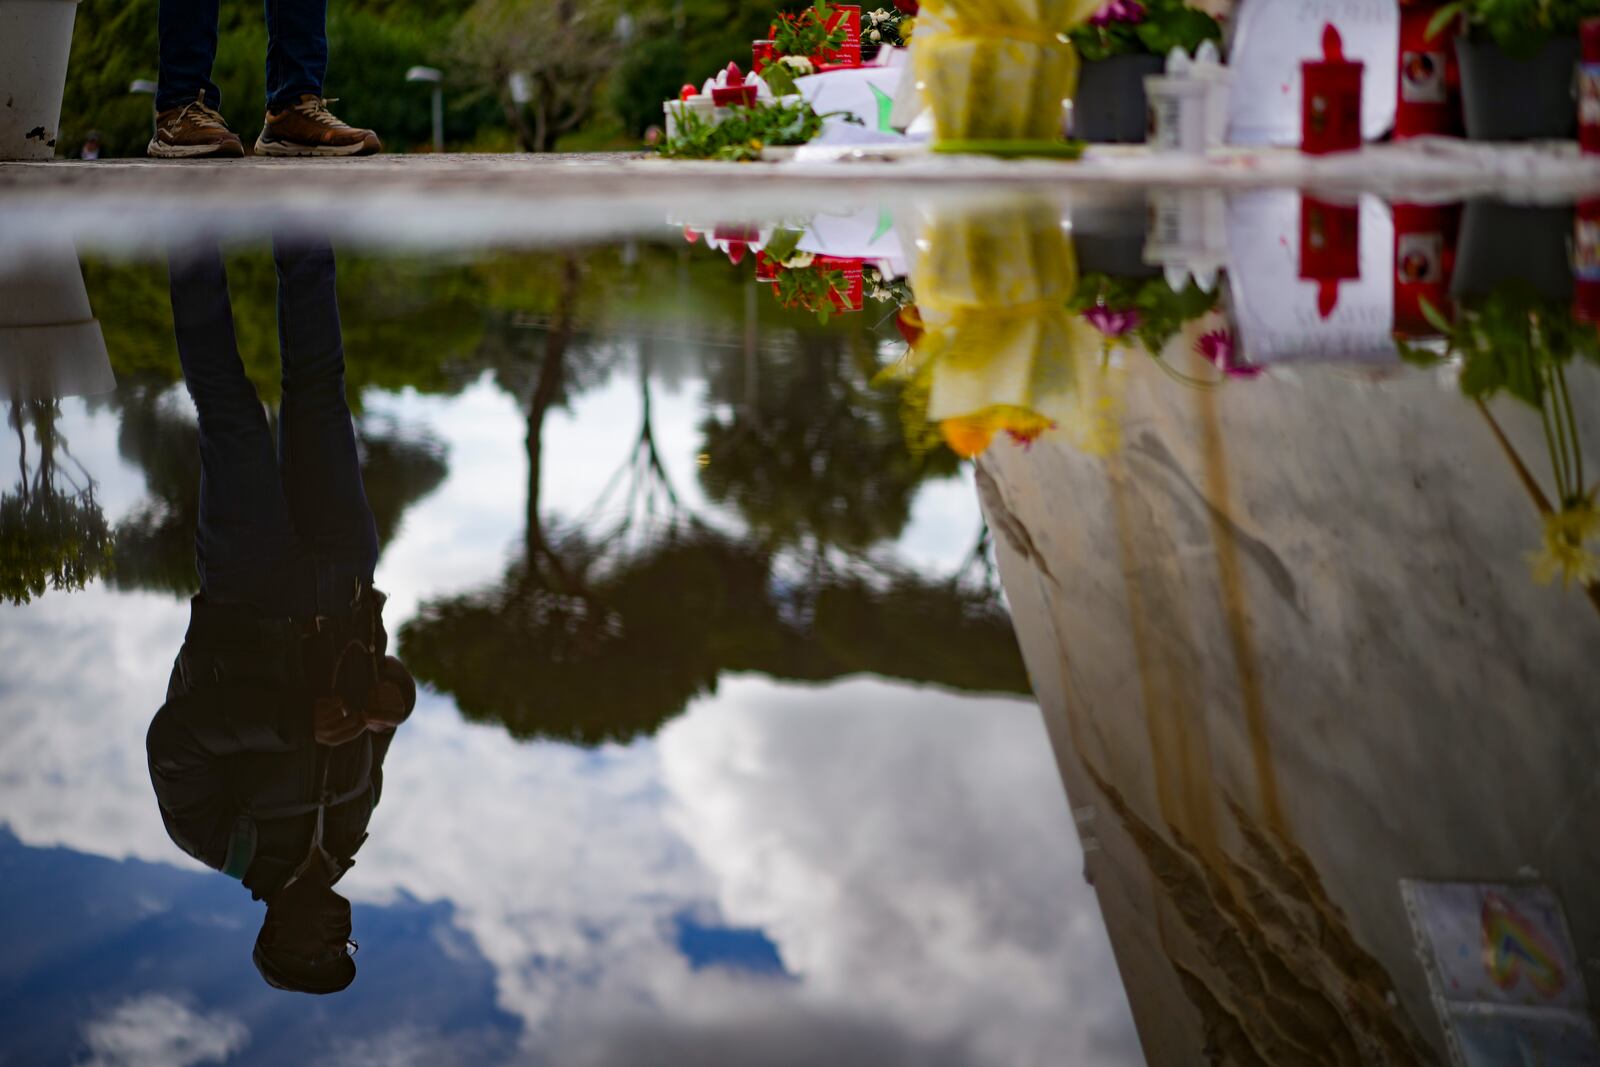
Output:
[172, 92, 228, 131]
[293, 96, 347, 128]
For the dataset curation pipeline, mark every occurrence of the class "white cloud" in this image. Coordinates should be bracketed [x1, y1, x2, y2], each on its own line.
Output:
[82, 994, 248, 1067]
[0, 588, 192, 865]
[1, 387, 1139, 1067]
[656, 676, 1139, 1067]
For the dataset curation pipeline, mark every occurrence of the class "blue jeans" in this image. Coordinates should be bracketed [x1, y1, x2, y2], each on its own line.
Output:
[168, 239, 377, 619]
[156, 0, 328, 114]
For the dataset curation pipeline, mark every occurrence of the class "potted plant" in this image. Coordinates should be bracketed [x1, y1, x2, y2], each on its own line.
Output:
[1425, 0, 1593, 140]
[1069, 0, 1221, 143]
[1067, 271, 1218, 358]
[0, 0, 84, 159]
[1400, 284, 1600, 595]
[1451, 200, 1574, 306]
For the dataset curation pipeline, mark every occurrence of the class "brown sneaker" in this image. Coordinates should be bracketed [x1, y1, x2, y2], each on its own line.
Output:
[254, 96, 381, 157]
[147, 91, 245, 159]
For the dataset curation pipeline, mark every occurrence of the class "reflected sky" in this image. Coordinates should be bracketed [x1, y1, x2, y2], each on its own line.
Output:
[0, 253, 1136, 1064]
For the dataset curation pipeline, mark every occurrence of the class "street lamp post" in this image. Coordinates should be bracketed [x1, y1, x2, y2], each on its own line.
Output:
[404, 66, 444, 154]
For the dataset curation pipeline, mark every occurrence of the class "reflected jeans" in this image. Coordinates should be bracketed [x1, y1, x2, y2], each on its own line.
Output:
[156, 0, 328, 114]
[169, 239, 377, 619]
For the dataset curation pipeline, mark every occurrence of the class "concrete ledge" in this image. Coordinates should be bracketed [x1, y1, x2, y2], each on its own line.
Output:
[2, 142, 1597, 256]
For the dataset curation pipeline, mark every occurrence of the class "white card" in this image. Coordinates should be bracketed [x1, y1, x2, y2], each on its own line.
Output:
[1225, 189, 1398, 365]
[1226, 0, 1399, 145]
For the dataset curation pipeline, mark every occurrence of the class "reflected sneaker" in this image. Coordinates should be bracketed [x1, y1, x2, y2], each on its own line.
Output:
[147, 91, 245, 159]
[254, 96, 381, 157]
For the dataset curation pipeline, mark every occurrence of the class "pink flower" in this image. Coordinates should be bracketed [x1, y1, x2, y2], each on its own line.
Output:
[1089, 0, 1145, 27]
[1196, 329, 1260, 379]
[1083, 305, 1140, 338]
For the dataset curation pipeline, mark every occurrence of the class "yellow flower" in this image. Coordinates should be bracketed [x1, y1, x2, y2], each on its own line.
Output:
[900, 16, 915, 39]
[1528, 496, 1600, 589]
[938, 406, 1055, 458]
[940, 417, 995, 458]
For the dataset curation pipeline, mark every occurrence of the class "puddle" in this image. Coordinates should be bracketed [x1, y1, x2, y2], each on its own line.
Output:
[1, 185, 1596, 1065]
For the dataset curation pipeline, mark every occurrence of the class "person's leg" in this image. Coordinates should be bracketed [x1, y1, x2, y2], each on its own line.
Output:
[156, 0, 224, 113]
[169, 245, 304, 610]
[272, 237, 379, 606]
[255, 0, 380, 157]
[263, 0, 329, 111]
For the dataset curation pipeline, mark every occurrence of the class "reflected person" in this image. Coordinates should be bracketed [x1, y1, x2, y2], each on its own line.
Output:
[145, 238, 414, 995]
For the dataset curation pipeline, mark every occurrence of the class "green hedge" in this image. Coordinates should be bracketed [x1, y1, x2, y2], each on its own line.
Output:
[58, 0, 831, 153]
[58, 0, 494, 157]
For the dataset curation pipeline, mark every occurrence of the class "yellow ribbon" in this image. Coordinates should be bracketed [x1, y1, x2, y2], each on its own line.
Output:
[936, 20, 1072, 49]
[918, 297, 1068, 320]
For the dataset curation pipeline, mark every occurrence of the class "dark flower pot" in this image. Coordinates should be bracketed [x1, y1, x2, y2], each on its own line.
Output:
[1450, 200, 1573, 304]
[1456, 37, 1578, 141]
[1075, 200, 1159, 278]
[1074, 53, 1165, 144]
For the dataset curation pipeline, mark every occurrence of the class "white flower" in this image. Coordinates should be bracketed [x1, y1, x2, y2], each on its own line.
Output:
[778, 55, 816, 74]
[868, 8, 888, 22]
[869, 28, 881, 40]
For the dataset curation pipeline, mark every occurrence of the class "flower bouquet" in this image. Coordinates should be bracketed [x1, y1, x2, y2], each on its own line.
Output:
[1425, 0, 1586, 140]
[911, 0, 1103, 155]
[756, 0, 862, 79]
[760, 228, 865, 323]
[862, 3, 917, 58]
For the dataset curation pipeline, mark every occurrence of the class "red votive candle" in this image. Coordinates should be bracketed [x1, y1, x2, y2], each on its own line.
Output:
[1303, 24, 1364, 155]
[752, 40, 775, 75]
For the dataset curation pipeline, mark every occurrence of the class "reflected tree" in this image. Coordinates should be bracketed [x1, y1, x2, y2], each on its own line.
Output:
[698, 328, 960, 555]
[1, 399, 114, 605]
[402, 255, 740, 743]
[65, 244, 1030, 741]
[105, 376, 449, 596]
[405, 263, 1030, 747]
[82, 253, 491, 406]
[755, 569, 1032, 695]
[102, 378, 199, 596]
[75, 248, 476, 597]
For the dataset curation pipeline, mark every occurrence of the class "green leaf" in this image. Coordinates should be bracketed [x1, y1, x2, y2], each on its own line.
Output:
[1395, 339, 1442, 367]
[762, 61, 799, 97]
[764, 228, 804, 262]
[1424, 1, 1466, 41]
[1075, 0, 1220, 59]
[1418, 296, 1455, 336]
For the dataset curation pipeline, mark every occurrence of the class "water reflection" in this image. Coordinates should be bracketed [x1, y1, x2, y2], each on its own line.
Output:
[869, 194, 1598, 1065]
[146, 239, 417, 993]
[0, 246, 115, 604]
[0, 222, 1095, 1066]
[2, 184, 1598, 1064]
